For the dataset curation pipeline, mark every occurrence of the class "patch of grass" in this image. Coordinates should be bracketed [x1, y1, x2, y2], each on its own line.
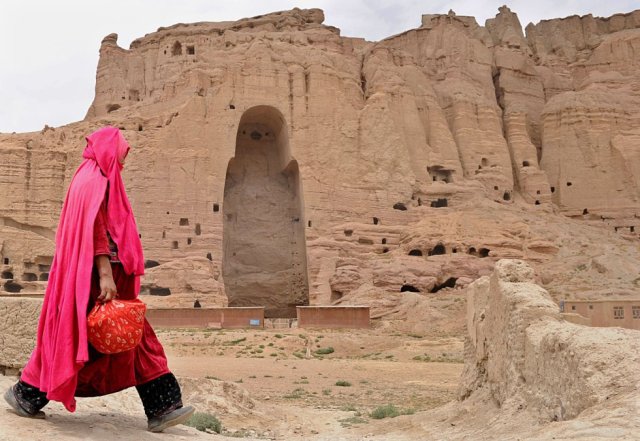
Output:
[223, 337, 247, 346]
[292, 352, 304, 359]
[369, 404, 415, 419]
[322, 388, 331, 396]
[205, 375, 221, 380]
[341, 404, 357, 412]
[315, 347, 335, 355]
[283, 388, 306, 399]
[274, 334, 284, 338]
[338, 416, 368, 427]
[407, 333, 423, 339]
[335, 380, 351, 387]
[184, 412, 222, 433]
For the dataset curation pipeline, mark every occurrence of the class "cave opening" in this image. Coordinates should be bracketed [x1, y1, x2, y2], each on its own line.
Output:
[222, 105, 309, 318]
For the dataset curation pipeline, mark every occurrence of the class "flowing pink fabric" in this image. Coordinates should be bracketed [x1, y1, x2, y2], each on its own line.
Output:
[21, 126, 145, 412]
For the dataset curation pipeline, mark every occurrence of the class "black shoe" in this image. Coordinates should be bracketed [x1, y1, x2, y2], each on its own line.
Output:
[147, 405, 195, 432]
[4, 385, 46, 419]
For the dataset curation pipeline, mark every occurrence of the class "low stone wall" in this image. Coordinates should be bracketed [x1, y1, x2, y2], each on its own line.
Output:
[0, 297, 42, 374]
[297, 306, 370, 329]
[146, 307, 264, 329]
[461, 259, 640, 422]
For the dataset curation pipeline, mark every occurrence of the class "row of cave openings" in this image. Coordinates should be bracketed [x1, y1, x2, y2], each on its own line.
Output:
[165, 41, 196, 56]
[408, 245, 490, 258]
[1, 257, 51, 293]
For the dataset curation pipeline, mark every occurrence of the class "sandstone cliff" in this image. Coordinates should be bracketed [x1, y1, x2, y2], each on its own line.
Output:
[1, 7, 639, 317]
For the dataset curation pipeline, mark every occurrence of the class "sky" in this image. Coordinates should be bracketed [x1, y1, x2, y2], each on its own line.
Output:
[0, 0, 637, 133]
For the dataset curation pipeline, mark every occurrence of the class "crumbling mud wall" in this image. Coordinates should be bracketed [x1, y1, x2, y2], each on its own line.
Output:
[461, 259, 640, 421]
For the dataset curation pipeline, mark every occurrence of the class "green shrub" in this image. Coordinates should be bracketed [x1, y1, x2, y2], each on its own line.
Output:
[335, 380, 351, 387]
[185, 412, 222, 433]
[315, 347, 335, 355]
[369, 404, 415, 419]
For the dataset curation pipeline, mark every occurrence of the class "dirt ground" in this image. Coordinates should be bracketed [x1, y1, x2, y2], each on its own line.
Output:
[0, 325, 464, 440]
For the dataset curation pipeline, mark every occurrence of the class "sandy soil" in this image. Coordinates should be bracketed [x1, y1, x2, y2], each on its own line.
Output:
[0, 326, 464, 440]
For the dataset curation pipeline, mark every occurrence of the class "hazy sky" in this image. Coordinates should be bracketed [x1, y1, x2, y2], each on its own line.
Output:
[1, 0, 637, 133]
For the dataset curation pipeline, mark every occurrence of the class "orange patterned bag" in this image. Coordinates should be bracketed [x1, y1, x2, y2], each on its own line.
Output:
[87, 299, 146, 354]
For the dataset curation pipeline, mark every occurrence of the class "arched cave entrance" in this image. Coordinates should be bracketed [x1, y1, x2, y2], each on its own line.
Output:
[222, 105, 309, 317]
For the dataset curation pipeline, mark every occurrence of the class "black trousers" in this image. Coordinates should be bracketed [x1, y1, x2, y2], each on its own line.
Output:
[15, 372, 183, 419]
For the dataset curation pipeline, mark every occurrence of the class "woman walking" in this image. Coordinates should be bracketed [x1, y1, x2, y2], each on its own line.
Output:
[4, 126, 194, 432]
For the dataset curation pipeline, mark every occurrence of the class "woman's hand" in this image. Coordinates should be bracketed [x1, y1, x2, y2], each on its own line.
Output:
[97, 275, 117, 303]
[95, 254, 117, 303]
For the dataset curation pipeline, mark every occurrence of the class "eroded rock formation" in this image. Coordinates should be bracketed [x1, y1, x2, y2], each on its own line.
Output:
[1, 6, 639, 316]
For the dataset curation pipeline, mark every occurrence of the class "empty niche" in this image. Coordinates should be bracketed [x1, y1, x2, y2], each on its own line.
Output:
[194, 299, 201, 308]
[481, 158, 488, 167]
[631, 226, 636, 233]
[162, 230, 166, 239]
[382, 247, 389, 253]
[4, 281, 23, 293]
[358, 237, 374, 245]
[1, 271, 13, 279]
[535, 200, 540, 205]
[195, 223, 202, 235]
[393, 202, 407, 211]
[186, 45, 195, 55]
[479, 248, 490, 258]
[408, 249, 423, 256]
[401, 284, 420, 293]
[179, 218, 189, 226]
[503, 192, 511, 201]
[150, 287, 171, 296]
[187, 238, 192, 245]
[344, 229, 353, 237]
[536, 190, 541, 195]
[38, 264, 50, 272]
[106, 104, 121, 113]
[452, 248, 458, 253]
[428, 244, 446, 256]
[522, 161, 530, 167]
[39, 273, 49, 281]
[228, 104, 235, 110]
[468, 247, 478, 256]
[213, 203, 220, 212]
[308, 220, 312, 227]
[206, 252, 213, 261]
[330, 290, 343, 302]
[145, 260, 160, 269]
[3, 258, 8, 265]
[172, 241, 179, 250]
[566, 182, 572, 187]
[373, 217, 379, 225]
[551, 186, 555, 193]
[430, 198, 448, 208]
[430, 277, 457, 293]
[22, 273, 38, 282]
[172, 41, 182, 56]
[427, 166, 453, 183]
[381, 238, 387, 244]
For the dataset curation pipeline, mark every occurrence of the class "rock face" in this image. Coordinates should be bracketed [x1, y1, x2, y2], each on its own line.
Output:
[1, 6, 640, 316]
[0, 298, 41, 373]
[461, 259, 640, 422]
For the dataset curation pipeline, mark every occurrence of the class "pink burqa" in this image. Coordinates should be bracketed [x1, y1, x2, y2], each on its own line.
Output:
[21, 126, 146, 411]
